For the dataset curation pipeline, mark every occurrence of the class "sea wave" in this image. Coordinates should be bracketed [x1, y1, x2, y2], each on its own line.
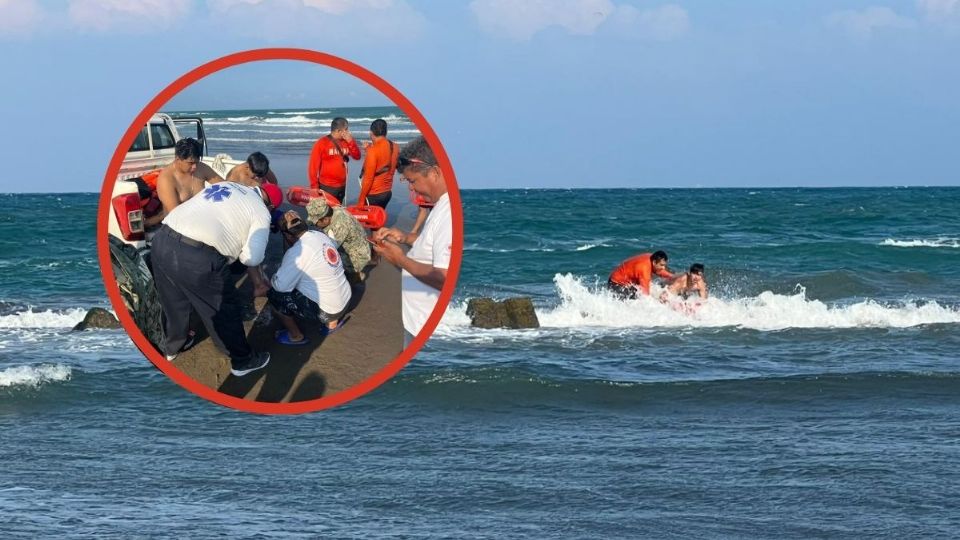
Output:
[268, 110, 330, 115]
[0, 308, 87, 329]
[206, 137, 317, 144]
[880, 238, 960, 248]
[389, 367, 960, 406]
[437, 274, 960, 333]
[0, 364, 72, 388]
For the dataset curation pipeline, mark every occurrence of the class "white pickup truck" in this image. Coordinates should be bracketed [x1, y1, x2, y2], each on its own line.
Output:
[107, 113, 246, 349]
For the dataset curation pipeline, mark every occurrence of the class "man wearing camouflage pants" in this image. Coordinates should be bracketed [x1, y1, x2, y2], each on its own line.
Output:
[305, 198, 372, 283]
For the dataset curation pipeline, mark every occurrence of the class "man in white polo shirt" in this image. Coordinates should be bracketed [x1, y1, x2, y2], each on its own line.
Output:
[266, 211, 352, 345]
[371, 137, 452, 346]
[152, 181, 283, 376]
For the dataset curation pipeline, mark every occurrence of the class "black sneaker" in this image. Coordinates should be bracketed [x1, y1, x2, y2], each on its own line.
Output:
[230, 351, 270, 377]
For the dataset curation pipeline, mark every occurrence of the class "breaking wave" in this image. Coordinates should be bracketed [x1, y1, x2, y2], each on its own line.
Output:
[880, 238, 960, 248]
[0, 364, 72, 388]
[438, 274, 960, 334]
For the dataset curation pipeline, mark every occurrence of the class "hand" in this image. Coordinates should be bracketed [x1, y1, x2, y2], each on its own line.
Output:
[362, 140, 372, 150]
[254, 283, 270, 298]
[372, 227, 406, 244]
[371, 238, 405, 266]
[341, 130, 353, 142]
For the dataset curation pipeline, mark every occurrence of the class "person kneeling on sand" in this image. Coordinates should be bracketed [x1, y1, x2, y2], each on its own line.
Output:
[306, 197, 371, 284]
[660, 263, 708, 302]
[266, 212, 352, 345]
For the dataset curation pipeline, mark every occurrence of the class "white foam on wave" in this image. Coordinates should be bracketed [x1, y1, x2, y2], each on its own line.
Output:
[226, 116, 255, 122]
[0, 308, 87, 329]
[207, 137, 316, 144]
[880, 238, 960, 248]
[575, 243, 610, 251]
[437, 274, 960, 335]
[269, 110, 330, 115]
[0, 364, 71, 387]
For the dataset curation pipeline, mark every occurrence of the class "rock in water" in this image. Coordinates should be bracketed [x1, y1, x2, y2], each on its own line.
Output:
[502, 297, 540, 329]
[72, 308, 121, 331]
[466, 297, 539, 329]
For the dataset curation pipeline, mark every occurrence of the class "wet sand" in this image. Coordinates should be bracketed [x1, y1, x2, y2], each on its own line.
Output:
[171, 180, 417, 403]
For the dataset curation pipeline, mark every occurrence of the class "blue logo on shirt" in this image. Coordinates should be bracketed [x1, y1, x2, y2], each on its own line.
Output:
[203, 184, 231, 202]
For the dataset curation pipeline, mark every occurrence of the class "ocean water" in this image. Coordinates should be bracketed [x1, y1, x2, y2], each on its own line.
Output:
[2, 188, 960, 538]
[170, 106, 421, 190]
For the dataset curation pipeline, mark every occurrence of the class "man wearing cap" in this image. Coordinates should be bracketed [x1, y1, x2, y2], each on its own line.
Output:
[306, 197, 371, 283]
[151, 181, 284, 376]
[371, 137, 452, 345]
[266, 211, 353, 345]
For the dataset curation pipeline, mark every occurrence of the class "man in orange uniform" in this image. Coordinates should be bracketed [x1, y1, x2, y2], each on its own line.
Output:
[307, 117, 361, 203]
[607, 250, 675, 299]
[356, 118, 399, 208]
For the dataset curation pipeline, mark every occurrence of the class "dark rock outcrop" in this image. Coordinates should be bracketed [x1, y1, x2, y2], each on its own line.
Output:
[72, 308, 121, 331]
[466, 297, 540, 329]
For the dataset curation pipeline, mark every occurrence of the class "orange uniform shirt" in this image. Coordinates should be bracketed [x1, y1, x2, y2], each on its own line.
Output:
[357, 138, 399, 203]
[307, 136, 361, 189]
[608, 253, 673, 295]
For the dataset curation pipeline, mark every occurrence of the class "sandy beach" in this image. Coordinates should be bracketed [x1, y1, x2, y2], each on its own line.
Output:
[170, 179, 416, 402]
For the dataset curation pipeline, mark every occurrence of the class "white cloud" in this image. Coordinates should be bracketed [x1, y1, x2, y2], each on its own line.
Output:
[917, 0, 960, 20]
[604, 4, 689, 41]
[469, 0, 615, 41]
[68, 0, 194, 31]
[205, 0, 425, 41]
[825, 6, 916, 38]
[0, 0, 44, 36]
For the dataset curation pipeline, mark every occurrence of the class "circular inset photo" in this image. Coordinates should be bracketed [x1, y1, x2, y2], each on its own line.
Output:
[97, 49, 461, 413]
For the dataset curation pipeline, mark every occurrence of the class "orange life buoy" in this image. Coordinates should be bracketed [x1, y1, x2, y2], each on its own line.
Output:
[286, 186, 341, 207]
[345, 205, 387, 229]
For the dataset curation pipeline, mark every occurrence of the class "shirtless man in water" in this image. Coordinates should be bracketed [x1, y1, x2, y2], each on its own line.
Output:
[660, 263, 709, 301]
[154, 138, 222, 219]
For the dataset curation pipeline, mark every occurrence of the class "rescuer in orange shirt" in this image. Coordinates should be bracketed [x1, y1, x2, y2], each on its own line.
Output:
[607, 250, 676, 299]
[356, 118, 399, 208]
[307, 117, 361, 203]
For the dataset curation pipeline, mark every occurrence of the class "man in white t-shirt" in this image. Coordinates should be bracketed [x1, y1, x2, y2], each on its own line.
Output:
[152, 181, 283, 376]
[265, 211, 352, 345]
[371, 137, 452, 345]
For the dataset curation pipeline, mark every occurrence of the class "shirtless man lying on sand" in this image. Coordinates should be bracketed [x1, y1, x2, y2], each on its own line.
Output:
[146, 138, 222, 227]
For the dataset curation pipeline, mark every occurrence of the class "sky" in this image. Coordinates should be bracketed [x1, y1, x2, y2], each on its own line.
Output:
[0, 0, 958, 192]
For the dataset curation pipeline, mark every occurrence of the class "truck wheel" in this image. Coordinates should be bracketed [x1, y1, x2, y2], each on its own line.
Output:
[108, 235, 165, 352]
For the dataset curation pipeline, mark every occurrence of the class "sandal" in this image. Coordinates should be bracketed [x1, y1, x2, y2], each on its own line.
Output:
[274, 329, 310, 346]
[321, 316, 350, 336]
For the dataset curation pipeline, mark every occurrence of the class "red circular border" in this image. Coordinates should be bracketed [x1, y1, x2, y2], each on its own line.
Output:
[96, 48, 463, 414]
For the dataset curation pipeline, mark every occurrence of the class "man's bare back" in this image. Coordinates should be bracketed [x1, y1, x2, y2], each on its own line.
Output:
[225, 162, 278, 187]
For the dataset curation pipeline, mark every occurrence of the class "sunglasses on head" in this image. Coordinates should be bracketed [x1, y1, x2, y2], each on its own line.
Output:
[398, 156, 435, 169]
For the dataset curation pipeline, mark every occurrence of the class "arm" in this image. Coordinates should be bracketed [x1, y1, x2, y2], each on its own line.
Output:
[697, 281, 709, 299]
[410, 207, 429, 235]
[238, 212, 271, 266]
[356, 144, 377, 205]
[269, 244, 304, 293]
[372, 241, 447, 290]
[307, 140, 323, 188]
[344, 137, 361, 160]
[197, 162, 223, 183]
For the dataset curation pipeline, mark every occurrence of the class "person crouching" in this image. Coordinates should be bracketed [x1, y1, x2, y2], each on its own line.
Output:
[267, 211, 353, 345]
